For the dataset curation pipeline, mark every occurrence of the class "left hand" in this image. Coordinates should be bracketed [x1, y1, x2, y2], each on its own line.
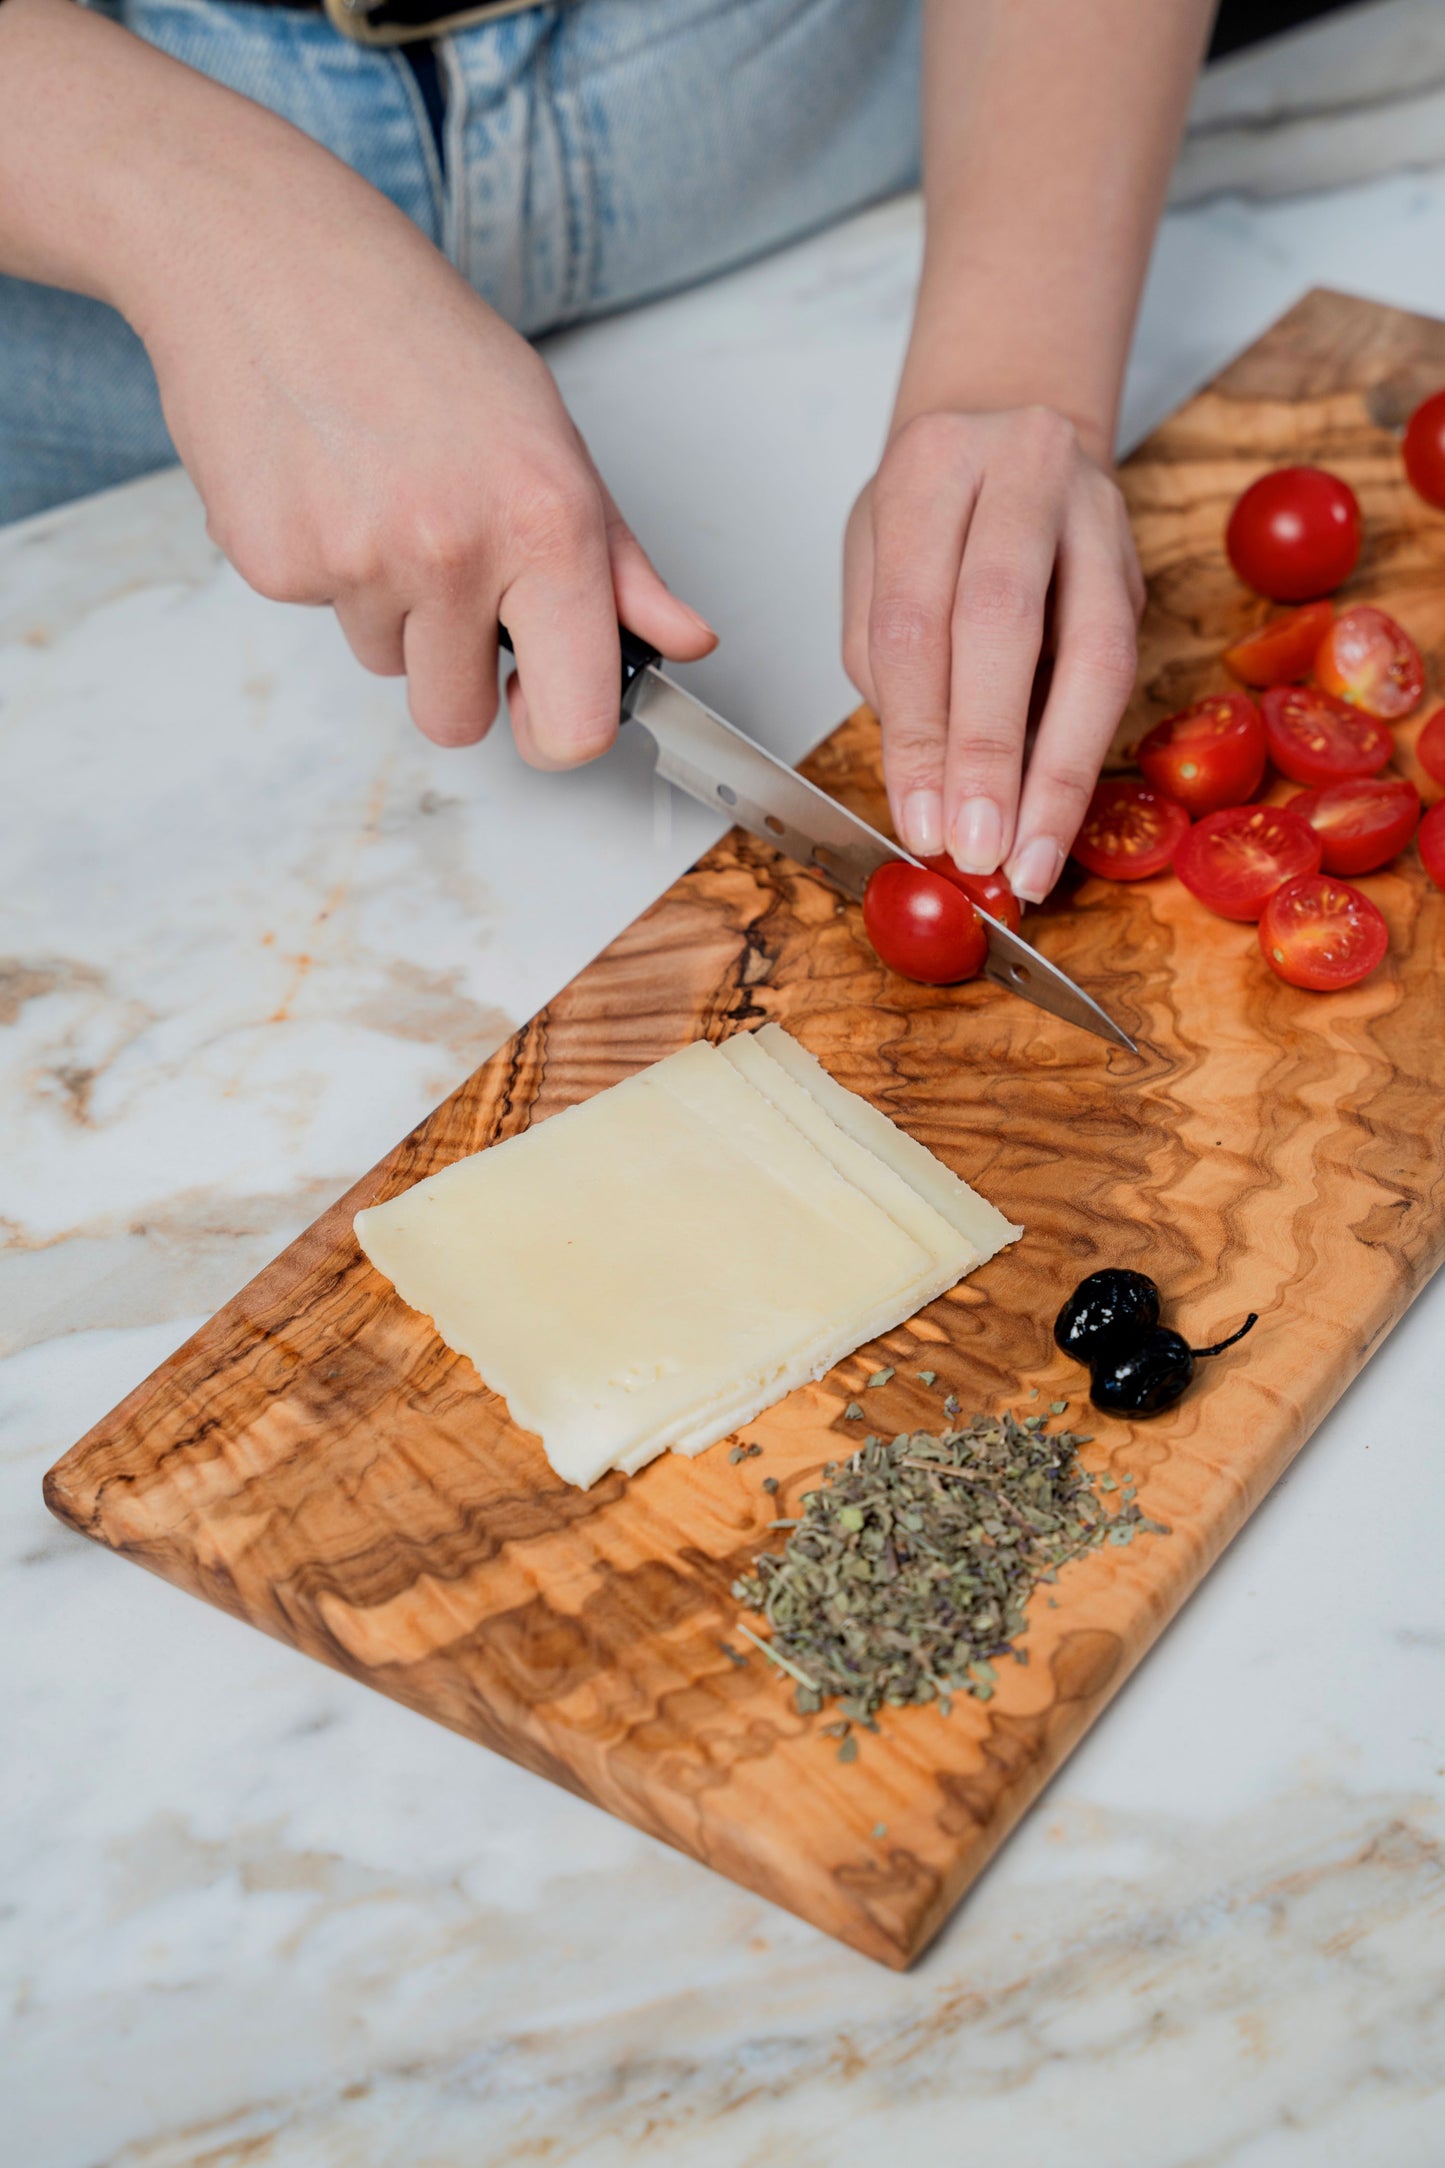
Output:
[843, 405, 1144, 903]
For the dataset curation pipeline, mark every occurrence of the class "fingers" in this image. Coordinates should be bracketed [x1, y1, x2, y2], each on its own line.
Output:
[333, 591, 406, 679]
[1004, 495, 1141, 903]
[866, 421, 979, 857]
[842, 485, 878, 710]
[939, 414, 1081, 875]
[402, 603, 500, 748]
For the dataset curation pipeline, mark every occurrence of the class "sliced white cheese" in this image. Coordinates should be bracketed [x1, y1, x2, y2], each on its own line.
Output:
[754, 1022, 1021, 1258]
[355, 1039, 939, 1489]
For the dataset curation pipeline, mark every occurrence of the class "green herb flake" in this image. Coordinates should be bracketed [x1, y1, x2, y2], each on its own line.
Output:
[843, 1401, 866, 1422]
[837, 1734, 859, 1764]
[916, 1370, 938, 1386]
[865, 1368, 895, 1390]
[1097, 1473, 1118, 1492]
[1049, 1400, 1067, 1415]
[872, 1822, 888, 1839]
[732, 1407, 1169, 1735]
[762, 1476, 780, 1495]
[728, 1445, 746, 1464]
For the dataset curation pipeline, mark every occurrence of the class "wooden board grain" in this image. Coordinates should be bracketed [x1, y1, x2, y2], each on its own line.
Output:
[45, 291, 1445, 1968]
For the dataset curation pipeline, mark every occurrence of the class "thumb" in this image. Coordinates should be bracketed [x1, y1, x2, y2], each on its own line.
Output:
[600, 488, 718, 661]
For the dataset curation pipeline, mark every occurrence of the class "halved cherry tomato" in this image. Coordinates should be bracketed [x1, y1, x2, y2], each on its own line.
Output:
[1174, 803, 1322, 921]
[1225, 467, 1362, 602]
[1403, 389, 1445, 510]
[1222, 601, 1333, 687]
[1416, 707, 1445, 789]
[1313, 606, 1424, 721]
[1420, 800, 1445, 890]
[1261, 685, 1392, 787]
[1135, 693, 1266, 816]
[919, 856, 1022, 934]
[862, 862, 988, 984]
[1287, 776, 1420, 876]
[1070, 778, 1191, 882]
[1258, 874, 1388, 990]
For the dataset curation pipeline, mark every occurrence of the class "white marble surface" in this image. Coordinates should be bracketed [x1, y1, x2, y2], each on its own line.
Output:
[6, 147, 1445, 2168]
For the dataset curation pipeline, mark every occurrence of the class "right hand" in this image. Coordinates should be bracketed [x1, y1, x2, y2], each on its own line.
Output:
[129, 129, 715, 764]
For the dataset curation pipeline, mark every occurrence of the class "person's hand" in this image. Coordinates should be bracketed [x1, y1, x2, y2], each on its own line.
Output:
[843, 406, 1143, 903]
[128, 125, 714, 765]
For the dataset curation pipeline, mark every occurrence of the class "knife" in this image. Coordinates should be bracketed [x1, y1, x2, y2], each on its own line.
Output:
[497, 625, 1137, 1053]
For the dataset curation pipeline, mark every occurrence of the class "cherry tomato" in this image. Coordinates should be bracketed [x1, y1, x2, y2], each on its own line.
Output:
[1135, 693, 1266, 816]
[1174, 803, 1322, 921]
[1415, 706, 1445, 789]
[1402, 389, 1445, 510]
[1222, 601, 1333, 687]
[1258, 874, 1388, 991]
[1313, 606, 1424, 721]
[1420, 800, 1445, 890]
[919, 856, 1022, 934]
[1261, 685, 1392, 787]
[1287, 776, 1420, 876]
[1070, 778, 1191, 882]
[862, 861, 988, 984]
[1225, 467, 1362, 602]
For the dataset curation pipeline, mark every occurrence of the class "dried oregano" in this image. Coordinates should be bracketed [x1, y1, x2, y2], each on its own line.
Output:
[732, 1412, 1168, 1724]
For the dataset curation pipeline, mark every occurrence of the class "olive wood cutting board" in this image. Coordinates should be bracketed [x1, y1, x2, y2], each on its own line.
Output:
[46, 290, 1445, 1968]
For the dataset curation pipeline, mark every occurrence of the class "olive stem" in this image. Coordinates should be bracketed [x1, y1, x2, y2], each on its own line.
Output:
[1189, 1312, 1259, 1360]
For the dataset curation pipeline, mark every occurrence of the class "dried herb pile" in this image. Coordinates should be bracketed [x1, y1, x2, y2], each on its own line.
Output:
[732, 1410, 1167, 1729]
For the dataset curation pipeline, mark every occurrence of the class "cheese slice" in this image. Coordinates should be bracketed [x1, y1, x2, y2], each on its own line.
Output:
[355, 1029, 1023, 1489]
[356, 1040, 940, 1488]
[754, 1022, 1021, 1256]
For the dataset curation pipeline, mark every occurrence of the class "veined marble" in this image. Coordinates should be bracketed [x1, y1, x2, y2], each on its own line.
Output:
[5, 101, 1445, 2168]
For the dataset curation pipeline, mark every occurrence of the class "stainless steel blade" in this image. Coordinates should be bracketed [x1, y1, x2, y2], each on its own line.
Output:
[626, 667, 1138, 1054]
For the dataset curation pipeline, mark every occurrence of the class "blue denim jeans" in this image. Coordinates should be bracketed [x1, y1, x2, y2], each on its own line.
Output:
[0, 0, 920, 523]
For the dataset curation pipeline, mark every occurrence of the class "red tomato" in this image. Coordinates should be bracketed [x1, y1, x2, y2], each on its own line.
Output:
[1420, 800, 1445, 890]
[1225, 467, 1362, 602]
[1135, 693, 1266, 816]
[919, 856, 1022, 934]
[1174, 803, 1322, 921]
[1403, 389, 1445, 510]
[1313, 606, 1424, 721]
[1258, 874, 1388, 990]
[1261, 685, 1392, 787]
[1070, 778, 1191, 882]
[1287, 776, 1420, 875]
[1222, 601, 1333, 686]
[1416, 706, 1445, 789]
[862, 861, 988, 984]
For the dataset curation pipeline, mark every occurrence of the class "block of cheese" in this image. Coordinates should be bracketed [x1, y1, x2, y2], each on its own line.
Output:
[354, 1030, 1022, 1488]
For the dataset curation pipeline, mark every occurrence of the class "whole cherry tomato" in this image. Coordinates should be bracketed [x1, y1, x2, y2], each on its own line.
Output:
[1287, 776, 1420, 876]
[1222, 601, 1333, 687]
[1135, 693, 1266, 816]
[1402, 389, 1445, 510]
[1261, 685, 1392, 788]
[1313, 606, 1424, 721]
[1415, 707, 1445, 790]
[862, 861, 988, 984]
[1174, 803, 1322, 921]
[1225, 467, 1361, 602]
[1069, 778, 1191, 883]
[1420, 800, 1445, 891]
[1258, 874, 1388, 991]
[919, 856, 1022, 934]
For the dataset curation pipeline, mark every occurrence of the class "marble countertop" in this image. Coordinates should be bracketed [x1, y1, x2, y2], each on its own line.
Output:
[6, 122, 1445, 2168]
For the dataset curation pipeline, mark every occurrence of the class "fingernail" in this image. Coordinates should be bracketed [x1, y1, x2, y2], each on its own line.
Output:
[901, 789, 944, 858]
[951, 797, 1003, 874]
[680, 602, 717, 638]
[1009, 835, 1064, 904]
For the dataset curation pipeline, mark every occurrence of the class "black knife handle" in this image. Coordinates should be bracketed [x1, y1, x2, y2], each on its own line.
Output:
[496, 621, 661, 711]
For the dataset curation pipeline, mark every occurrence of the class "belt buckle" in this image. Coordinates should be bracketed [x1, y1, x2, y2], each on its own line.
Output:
[323, 0, 533, 46]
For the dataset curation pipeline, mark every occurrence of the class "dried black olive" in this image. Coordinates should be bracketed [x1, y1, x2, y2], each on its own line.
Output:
[1053, 1269, 1161, 1363]
[1089, 1314, 1258, 1418]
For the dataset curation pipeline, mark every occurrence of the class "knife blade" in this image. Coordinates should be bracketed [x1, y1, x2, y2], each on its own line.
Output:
[625, 666, 1137, 1054]
[494, 622, 1136, 1052]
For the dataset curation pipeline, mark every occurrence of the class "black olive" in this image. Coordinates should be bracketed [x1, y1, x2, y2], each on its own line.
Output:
[1089, 1313, 1259, 1418]
[1053, 1269, 1161, 1363]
